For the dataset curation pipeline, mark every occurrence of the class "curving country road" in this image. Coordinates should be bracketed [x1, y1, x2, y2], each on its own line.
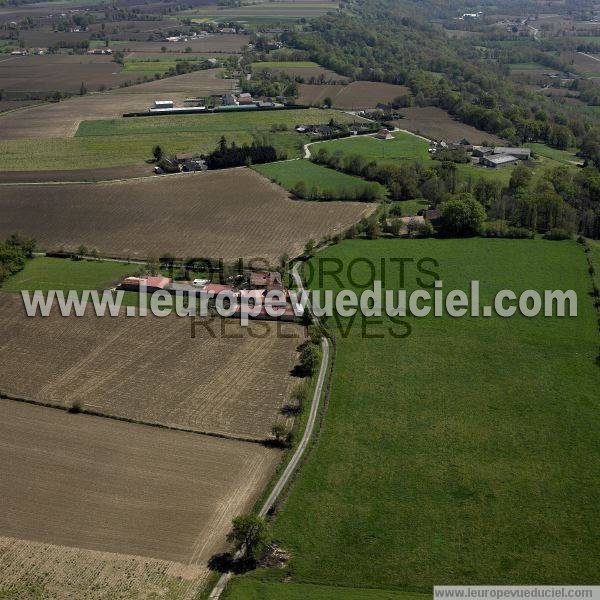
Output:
[208, 261, 330, 600]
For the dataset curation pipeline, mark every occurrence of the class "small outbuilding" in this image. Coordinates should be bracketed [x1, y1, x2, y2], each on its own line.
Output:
[481, 154, 519, 168]
[375, 128, 393, 140]
[153, 100, 174, 109]
[492, 147, 531, 160]
[472, 146, 494, 158]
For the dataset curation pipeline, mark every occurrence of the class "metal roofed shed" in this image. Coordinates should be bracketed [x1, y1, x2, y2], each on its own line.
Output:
[153, 100, 174, 109]
[492, 147, 531, 159]
[480, 154, 520, 168]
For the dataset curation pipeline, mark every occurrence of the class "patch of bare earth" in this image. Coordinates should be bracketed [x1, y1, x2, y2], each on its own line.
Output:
[298, 81, 410, 109]
[392, 106, 506, 145]
[0, 401, 281, 598]
[0, 168, 374, 262]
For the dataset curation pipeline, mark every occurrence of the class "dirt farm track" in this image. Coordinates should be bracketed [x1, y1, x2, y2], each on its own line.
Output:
[0, 169, 373, 262]
[0, 400, 280, 598]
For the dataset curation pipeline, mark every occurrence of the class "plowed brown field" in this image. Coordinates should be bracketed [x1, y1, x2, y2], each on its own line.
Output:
[298, 81, 410, 109]
[0, 401, 281, 597]
[0, 169, 373, 262]
[0, 68, 236, 138]
[392, 106, 506, 145]
[0, 293, 303, 439]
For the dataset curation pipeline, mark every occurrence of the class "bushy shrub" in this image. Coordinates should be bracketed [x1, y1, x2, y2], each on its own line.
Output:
[543, 228, 572, 240]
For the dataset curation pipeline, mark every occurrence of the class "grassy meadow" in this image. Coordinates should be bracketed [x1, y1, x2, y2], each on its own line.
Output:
[1, 257, 135, 295]
[253, 159, 386, 197]
[0, 109, 357, 170]
[227, 238, 599, 596]
[316, 131, 570, 186]
[317, 131, 431, 162]
[225, 577, 429, 600]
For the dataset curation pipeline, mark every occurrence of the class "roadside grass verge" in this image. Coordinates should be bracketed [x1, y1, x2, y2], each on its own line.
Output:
[245, 238, 599, 592]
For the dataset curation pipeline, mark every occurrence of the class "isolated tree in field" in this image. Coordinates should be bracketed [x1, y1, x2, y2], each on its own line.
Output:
[323, 96, 332, 108]
[79, 82, 87, 96]
[304, 238, 316, 257]
[152, 145, 164, 162]
[299, 342, 320, 375]
[226, 515, 271, 563]
[271, 423, 293, 447]
[440, 193, 486, 237]
[291, 180, 307, 199]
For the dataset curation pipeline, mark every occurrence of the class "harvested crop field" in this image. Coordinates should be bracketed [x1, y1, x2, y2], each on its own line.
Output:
[0, 400, 280, 597]
[0, 163, 150, 183]
[0, 168, 373, 261]
[297, 81, 410, 108]
[0, 293, 303, 439]
[114, 34, 251, 54]
[392, 107, 506, 145]
[0, 54, 139, 96]
[0, 68, 236, 138]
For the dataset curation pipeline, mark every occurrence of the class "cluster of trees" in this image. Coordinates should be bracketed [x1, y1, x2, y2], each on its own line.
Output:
[291, 179, 383, 202]
[241, 69, 298, 99]
[0, 234, 35, 284]
[311, 146, 462, 203]
[206, 136, 279, 169]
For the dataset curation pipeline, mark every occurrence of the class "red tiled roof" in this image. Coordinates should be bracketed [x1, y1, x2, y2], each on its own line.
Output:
[204, 283, 233, 294]
[122, 276, 171, 289]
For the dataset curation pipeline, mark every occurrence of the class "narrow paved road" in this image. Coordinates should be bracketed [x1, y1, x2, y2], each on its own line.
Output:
[208, 262, 330, 600]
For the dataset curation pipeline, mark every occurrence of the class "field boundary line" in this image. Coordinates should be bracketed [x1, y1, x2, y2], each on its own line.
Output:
[0, 392, 270, 446]
[208, 261, 330, 600]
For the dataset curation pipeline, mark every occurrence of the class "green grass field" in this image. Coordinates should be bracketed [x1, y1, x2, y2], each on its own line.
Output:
[1, 257, 135, 295]
[227, 238, 599, 595]
[315, 132, 519, 185]
[317, 132, 431, 162]
[0, 109, 355, 171]
[508, 62, 548, 70]
[527, 143, 582, 165]
[252, 159, 386, 197]
[225, 577, 429, 600]
[122, 57, 204, 75]
[76, 108, 347, 138]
